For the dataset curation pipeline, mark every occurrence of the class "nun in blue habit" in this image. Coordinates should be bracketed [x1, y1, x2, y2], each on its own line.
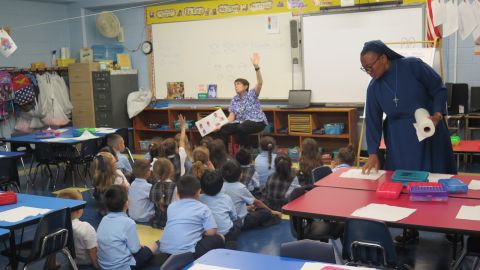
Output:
[361, 40, 456, 175]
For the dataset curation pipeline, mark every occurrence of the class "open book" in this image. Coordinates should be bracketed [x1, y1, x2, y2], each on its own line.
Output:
[195, 109, 228, 137]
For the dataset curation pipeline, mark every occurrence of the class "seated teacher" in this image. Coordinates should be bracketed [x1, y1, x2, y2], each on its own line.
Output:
[219, 53, 267, 149]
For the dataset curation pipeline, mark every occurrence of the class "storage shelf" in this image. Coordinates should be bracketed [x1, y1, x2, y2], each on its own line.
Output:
[133, 106, 358, 153]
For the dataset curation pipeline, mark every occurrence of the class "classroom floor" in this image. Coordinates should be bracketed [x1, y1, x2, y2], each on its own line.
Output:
[1, 155, 480, 270]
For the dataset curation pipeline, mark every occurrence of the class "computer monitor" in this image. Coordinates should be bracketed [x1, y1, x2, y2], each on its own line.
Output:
[449, 83, 469, 115]
[470, 86, 480, 113]
[286, 90, 312, 108]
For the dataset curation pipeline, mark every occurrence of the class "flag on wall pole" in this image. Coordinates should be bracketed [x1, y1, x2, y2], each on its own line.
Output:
[426, 0, 442, 42]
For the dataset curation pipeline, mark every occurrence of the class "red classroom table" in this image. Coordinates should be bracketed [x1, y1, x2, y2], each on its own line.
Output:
[282, 186, 480, 237]
[314, 168, 480, 200]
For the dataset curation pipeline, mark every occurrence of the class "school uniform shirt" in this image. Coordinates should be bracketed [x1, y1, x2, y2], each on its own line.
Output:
[150, 147, 187, 177]
[200, 193, 237, 235]
[128, 178, 155, 222]
[116, 151, 132, 174]
[254, 151, 277, 187]
[72, 219, 97, 265]
[159, 199, 217, 254]
[97, 212, 141, 270]
[332, 163, 351, 172]
[264, 174, 301, 211]
[222, 182, 255, 221]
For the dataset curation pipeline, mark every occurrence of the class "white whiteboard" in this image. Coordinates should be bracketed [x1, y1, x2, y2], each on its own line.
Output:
[302, 6, 424, 104]
[152, 13, 293, 99]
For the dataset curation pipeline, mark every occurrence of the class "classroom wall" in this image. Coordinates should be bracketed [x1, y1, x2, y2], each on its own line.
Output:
[0, 0, 70, 68]
[443, 35, 480, 87]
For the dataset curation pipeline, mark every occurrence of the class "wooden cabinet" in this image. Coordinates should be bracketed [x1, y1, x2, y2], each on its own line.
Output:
[68, 63, 100, 127]
[133, 107, 358, 154]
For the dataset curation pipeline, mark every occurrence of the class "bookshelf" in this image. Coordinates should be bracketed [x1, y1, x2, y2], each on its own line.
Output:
[133, 107, 358, 154]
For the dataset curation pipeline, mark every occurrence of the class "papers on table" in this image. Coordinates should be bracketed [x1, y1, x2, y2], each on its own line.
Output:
[95, 128, 117, 134]
[301, 262, 372, 270]
[351, 203, 416, 222]
[428, 173, 453, 183]
[56, 128, 69, 133]
[340, 168, 386, 180]
[0, 154, 5, 157]
[0, 206, 51, 223]
[456, 205, 480, 221]
[468, 180, 480, 190]
[188, 263, 239, 270]
[41, 137, 72, 142]
[71, 131, 99, 141]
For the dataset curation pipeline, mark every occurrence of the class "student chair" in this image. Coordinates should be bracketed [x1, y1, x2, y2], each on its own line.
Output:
[16, 208, 78, 270]
[31, 143, 66, 190]
[160, 251, 195, 270]
[311, 166, 333, 183]
[452, 236, 480, 270]
[0, 137, 32, 192]
[342, 218, 408, 269]
[280, 239, 336, 264]
[0, 176, 21, 192]
[288, 187, 344, 242]
[63, 138, 99, 187]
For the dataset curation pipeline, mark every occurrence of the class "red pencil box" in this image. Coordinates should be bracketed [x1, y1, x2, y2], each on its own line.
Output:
[0, 192, 17, 205]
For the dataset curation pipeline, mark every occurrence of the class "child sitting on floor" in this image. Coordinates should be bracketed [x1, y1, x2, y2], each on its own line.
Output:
[264, 154, 301, 211]
[149, 158, 177, 228]
[158, 175, 224, 259]
[107, 134, 132, 175]
[128, 159, 155, 222]
[97, 185, 158, 269]
[331, 144, 355, 172]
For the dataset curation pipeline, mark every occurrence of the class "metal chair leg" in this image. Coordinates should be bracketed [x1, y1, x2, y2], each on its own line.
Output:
[23, 263, 29, 270]
[62, 248, 79, 270]
[452, 247, 467, 270]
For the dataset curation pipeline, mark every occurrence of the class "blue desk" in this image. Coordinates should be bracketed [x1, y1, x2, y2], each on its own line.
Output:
[0, 151, 26, 189]
[5, 127, 118, 145]
[0, 193, 86, 269]
[187, 249, 309, 270]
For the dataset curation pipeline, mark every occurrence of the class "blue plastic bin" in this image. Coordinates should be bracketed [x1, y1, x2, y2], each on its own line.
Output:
[324, 123, 344, 135]
[92, 44, 124, 62]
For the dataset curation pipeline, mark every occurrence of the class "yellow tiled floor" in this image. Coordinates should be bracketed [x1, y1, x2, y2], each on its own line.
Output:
[137, 224, 163, 246]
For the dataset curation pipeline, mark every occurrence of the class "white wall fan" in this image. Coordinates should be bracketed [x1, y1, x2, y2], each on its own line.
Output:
[96, 11, 125, 42]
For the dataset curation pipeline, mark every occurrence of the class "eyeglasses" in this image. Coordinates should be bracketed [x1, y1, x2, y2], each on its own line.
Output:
[360, 56, 381, 73]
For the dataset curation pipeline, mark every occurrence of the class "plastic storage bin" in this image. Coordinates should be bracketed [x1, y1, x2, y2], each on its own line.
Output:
[410, 186, 448, 201]
[450, 135, 460, 146]
[139, 140, 151, 151]
[92, 44, 124, 62]
[324, 123, 344, 135]
[376, 182, 403, 199]
[438, 178, 468, 194]
[392, 170, 429, 187]
[406, 182, 441, 193]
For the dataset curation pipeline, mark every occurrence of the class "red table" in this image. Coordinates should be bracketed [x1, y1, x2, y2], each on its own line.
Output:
[379, 139, 480, 153]
[314, 168, 480, 200]
[283, 186, 480, 236]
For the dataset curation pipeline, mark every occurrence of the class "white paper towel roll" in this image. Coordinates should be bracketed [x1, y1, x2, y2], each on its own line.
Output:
[414, 108, 435, 141]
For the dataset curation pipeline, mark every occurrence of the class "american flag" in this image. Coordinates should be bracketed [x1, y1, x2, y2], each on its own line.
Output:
[426, 0, 442, 42]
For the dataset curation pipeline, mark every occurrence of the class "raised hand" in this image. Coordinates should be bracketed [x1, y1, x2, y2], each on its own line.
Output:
[250, 52, 260, 66]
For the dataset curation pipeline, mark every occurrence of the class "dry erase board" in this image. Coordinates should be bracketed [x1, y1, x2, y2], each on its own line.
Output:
[302, 6, 424, 104]
[152, 13, 293, 99]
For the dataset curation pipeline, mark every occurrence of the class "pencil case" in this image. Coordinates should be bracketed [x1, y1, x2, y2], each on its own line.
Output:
[0, 192, 17, 205]
[406, 182, 441, 193]
[392, 170, 429, 187]
[410, 186, 448, 202]
[376, 182, 403, 199]
[438, 178, 468, 194]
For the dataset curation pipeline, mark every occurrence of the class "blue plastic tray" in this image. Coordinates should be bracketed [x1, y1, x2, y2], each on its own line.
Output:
[438, 178, 468, 194]
[392, 170, 429, 187]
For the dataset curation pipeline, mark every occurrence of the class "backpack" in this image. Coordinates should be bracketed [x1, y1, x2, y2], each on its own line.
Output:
[0, 71, 14, 121]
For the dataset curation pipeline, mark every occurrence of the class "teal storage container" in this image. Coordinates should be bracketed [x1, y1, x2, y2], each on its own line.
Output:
[92, 44, 124, 61]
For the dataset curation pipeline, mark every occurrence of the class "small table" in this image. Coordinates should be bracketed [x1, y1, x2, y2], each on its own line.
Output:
[0, 193, 86, 269]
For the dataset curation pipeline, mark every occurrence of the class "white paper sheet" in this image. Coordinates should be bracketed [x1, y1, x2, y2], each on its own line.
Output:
[188, 263, 239, 270]
[71, 130, 99, 141]
[56, 128, 69, 133]
[351, 203, 416, 222]
[340, 168, 386, 180]
[95, 128, 117, 134]
[195, 109, 228, 137]
[443, 0, 459, 37]
[431, 0, 446, 26]
[468, 180, 480, 190]
[41, 137, 72, 142]
[428, 173, 453, 183]
[456, 205, 480, 221]
[0, 154, 6, 157]
[458, 1, 478, 40]
[0, 206, 51, 223]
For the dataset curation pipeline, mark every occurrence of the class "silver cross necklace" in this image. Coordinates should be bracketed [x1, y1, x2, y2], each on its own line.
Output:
[384, 62, 399, 107]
